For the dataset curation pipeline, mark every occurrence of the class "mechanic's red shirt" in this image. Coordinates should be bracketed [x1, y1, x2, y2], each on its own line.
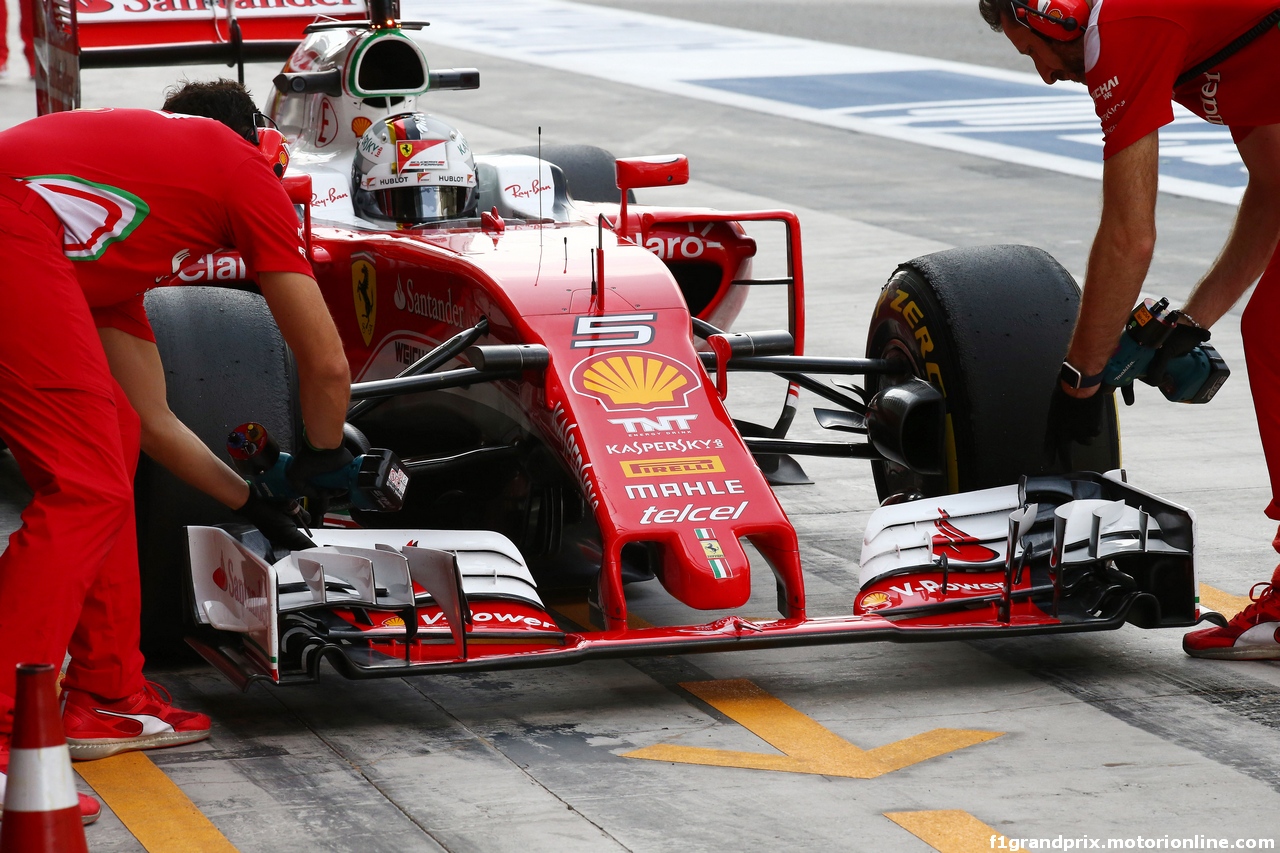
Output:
[1084, 0, 1280, 158]
[0, 108, 311, 338]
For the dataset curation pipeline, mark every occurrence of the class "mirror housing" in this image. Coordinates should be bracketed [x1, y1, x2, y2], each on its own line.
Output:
[615, 155, 689, 238]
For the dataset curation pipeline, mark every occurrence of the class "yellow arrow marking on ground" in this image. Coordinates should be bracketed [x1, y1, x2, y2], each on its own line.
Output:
[623, 678, 1002, 777]
[885, 810, 1006, 853]
[1200, 583, 1251, 620]
[76, 752, 238, 852]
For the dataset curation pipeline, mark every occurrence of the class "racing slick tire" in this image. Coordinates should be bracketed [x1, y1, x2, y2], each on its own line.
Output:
[494, 144, 635, 204]
[864, 244, 1121, 502]
[135, 286, 300, 658]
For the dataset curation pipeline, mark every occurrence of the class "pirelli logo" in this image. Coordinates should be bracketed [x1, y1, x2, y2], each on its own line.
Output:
[621, 456, 725, 478]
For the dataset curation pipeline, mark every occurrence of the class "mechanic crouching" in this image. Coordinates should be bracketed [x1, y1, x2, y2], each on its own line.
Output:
[0, 93, 351, 822]
[978, 0, 1280, 658]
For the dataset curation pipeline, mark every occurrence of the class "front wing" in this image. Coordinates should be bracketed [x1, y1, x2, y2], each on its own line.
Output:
[185, 471, 1212, 690]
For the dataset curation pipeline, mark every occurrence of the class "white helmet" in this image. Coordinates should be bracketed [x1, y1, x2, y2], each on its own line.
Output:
[351, 113, 478, 224]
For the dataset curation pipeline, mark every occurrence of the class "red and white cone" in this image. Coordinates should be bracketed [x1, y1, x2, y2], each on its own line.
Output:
[0, 664, 89, 853]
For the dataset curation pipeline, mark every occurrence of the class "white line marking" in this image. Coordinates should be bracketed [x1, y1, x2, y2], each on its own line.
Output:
[408, 0, 1243, 205]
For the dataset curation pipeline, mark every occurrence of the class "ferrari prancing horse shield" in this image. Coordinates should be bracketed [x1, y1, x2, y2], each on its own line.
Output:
[351, 254, 377, 346]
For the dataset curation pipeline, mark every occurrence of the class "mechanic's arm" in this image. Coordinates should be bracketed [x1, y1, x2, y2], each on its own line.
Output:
[1063, 130, 1161, 396]
[98, 327, 250, 508]
[1181, 124, 1280, 328]
[256, 271, 351, 450]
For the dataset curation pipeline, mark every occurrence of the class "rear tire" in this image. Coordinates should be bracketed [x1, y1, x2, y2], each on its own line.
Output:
[135, 287, 299, 658]
[864, 244, 1120, 501]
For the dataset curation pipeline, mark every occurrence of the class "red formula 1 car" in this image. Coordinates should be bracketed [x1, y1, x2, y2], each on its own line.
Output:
[34, 0, 1217, 687]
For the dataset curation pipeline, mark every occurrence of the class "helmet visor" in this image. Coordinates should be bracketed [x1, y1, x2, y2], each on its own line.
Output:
[375, 186, 476, 224]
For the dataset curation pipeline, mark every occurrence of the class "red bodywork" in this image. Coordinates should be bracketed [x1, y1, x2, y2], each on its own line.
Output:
[165, 201, 809, 630]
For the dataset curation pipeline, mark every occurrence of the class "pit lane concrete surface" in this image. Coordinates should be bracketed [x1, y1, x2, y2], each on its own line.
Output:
[2, 1, 1279, 850]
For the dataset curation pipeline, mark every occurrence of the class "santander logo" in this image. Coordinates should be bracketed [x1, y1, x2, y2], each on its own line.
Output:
[931, 512, 999, 563]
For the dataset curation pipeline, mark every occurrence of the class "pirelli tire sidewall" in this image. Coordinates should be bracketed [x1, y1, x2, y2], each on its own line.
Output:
[865, 244, 1121, 500]
[135, 286, 301, 658]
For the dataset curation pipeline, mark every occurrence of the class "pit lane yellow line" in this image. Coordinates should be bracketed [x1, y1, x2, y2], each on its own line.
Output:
[625, 678, 1001, 777]
[1200, 583, 1250, 620]
[76, 752, 238, 852]
[886, 810, 1007, 852]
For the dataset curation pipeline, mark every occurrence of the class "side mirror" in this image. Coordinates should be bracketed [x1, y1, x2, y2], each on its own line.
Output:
[615, 155, 688, 239]
[615, 154, 689, 192]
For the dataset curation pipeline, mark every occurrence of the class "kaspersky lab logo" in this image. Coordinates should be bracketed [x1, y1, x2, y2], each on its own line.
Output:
[570, 350, 701, 412]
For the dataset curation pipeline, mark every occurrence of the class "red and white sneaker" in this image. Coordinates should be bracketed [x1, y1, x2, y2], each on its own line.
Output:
[1184, 580, 1280, 660]
[62, 682, 211, 761]
[0, 746, 101, 825]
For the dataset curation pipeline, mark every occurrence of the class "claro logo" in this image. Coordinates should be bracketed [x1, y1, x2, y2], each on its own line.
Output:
[1200, 72, 1224, 125]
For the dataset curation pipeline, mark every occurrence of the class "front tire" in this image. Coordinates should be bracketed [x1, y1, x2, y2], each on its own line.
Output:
[864, 244, 1120, 501]
[135, 287, 300, 658]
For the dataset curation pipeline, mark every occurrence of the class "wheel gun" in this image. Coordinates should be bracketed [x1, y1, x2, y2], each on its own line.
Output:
[1101, 297, 1230, 405]
[227, 422, 409, 512]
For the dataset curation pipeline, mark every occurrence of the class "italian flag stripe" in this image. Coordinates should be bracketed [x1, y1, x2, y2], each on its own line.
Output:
[694, 527, 714, 539]
[710, 559, 729, 579]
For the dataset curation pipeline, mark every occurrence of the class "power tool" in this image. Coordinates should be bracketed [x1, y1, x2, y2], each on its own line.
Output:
[227, 422, 409, 512]
[1101, 298, 1230, 405]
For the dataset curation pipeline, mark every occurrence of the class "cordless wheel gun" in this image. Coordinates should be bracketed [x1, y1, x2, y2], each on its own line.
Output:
[227, 422, 409, 512]
[1101, 297, 1230, 405]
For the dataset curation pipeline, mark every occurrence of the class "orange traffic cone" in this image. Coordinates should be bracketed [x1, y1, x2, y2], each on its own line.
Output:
[0, 663, 89, 853]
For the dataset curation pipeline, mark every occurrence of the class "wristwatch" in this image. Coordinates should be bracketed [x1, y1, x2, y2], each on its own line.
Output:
[1059, 360, 1103, 390]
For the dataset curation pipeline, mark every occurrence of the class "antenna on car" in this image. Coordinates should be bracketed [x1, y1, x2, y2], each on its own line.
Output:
[535, 126, 544, 286]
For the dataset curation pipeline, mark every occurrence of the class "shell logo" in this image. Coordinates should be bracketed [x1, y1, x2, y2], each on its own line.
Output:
[859, 591, 891, 611]
[382, 616, 406, 628]
[571, 350, 701, 412]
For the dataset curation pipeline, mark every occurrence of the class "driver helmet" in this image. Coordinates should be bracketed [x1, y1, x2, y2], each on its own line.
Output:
[352, 113, 477, 224]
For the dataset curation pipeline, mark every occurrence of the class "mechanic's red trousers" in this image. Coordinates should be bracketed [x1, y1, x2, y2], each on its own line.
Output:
[1242, 240, 1280, 528]
[0, 178, 146, 735]
[0, 0, 35, 77]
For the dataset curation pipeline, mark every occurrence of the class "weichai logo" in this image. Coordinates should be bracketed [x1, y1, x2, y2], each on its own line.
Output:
[571, 350, 700, 412]
[931, 511, 999, 562]
[1090, 75, 1120, 101]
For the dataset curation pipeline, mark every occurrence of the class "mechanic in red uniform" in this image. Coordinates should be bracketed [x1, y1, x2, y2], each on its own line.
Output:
[0, 108, 351, 809]
[979, 0, 1280, 658]
[92, 81, 330, 551]
[0, 0, 35, 79]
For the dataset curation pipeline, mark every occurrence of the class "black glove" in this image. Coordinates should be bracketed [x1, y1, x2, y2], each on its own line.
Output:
[1044, 383, 1108, 468]
[235, 485, 315, 553]
[1144, 320, 1210, 386]
[286, 443, 355, 500]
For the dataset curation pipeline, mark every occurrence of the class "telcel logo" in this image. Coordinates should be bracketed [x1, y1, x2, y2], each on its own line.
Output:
[639, 501, 749, 524]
